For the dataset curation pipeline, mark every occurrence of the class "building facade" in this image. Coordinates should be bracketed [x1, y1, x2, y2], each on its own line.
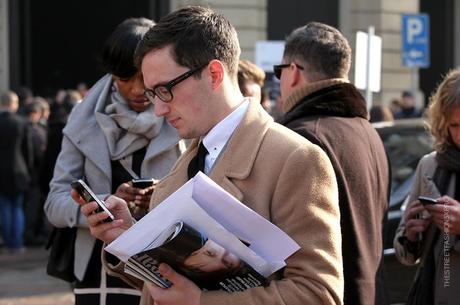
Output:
[0, 0, 459, 107]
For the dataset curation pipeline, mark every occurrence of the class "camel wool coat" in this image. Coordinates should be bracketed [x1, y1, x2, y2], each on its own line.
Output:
[107, 101, 344, 305]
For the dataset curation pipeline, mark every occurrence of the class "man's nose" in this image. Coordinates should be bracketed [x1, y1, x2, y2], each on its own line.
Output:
[154, 99, 169, 117]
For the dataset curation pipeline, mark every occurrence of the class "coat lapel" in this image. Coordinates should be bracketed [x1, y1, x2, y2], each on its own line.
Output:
[209, 101, 273, 202]
[65, 120, 112, 181]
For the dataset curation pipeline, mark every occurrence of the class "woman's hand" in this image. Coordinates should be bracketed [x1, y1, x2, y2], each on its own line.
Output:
[71, 189, 134, 244]
[132, 182, 156, 210]
[403, 201, 432, 242]
[115, 180, 157, 211]
[425, 195, 460, 235]
[115, 181, 138, 204]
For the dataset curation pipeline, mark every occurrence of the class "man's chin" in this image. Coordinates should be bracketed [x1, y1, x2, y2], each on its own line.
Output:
[178, 129, 198, 140]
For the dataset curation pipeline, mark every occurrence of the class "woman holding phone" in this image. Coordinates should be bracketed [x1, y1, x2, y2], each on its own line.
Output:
[44, 18, 184, 305]
[394, 68, 460, 305]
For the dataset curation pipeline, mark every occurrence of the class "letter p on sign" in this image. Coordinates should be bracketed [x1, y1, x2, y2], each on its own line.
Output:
[407, 18, 423, 44]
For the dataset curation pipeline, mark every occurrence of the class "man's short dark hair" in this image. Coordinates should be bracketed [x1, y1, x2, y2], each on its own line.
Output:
[283, 22, 351, 80]
[134, 6, 241, 80]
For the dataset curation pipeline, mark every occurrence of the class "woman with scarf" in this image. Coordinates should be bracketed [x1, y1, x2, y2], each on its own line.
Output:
[394, 68, 460, 305]
[44, 18, 184, 305]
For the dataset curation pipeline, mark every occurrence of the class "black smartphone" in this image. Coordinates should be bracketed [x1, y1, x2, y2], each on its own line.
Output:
[71, 179, 114, 222]
[132, 178, 155, 189]
[418, 195, 438, 206]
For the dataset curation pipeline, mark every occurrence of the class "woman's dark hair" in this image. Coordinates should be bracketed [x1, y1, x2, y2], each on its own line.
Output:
[102, 17, 155, 79]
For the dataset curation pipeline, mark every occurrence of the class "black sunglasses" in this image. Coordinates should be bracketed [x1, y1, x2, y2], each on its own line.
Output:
[144, 63, 208, 103]
[273, 63, 304, 79]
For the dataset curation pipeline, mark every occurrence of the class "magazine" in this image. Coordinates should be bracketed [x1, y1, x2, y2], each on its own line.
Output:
[105, 173, 300, 291]
[124, 221, 268, 291]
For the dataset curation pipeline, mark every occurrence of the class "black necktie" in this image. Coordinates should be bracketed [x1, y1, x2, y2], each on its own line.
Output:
[187, 141, 209, 179]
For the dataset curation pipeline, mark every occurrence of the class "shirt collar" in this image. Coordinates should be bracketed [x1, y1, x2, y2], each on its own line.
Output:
[202, 99, 249, 163]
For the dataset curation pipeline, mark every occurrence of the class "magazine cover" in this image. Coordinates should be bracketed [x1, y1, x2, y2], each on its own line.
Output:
[125, 221, 268, 292]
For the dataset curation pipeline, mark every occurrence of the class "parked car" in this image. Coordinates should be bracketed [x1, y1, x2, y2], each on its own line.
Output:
[373, 118, 434, 304]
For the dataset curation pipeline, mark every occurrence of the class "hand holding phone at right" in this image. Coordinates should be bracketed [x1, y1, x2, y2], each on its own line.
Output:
[424, 195, 460, 235]
[403, 201, 432, 242]
[72, 190, 134, 244]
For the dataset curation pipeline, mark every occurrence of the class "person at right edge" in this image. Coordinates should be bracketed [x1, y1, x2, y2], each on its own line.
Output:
[74, 6, 343, 305]
[277, 22, 391, 305]
[394, 68, 460, 305]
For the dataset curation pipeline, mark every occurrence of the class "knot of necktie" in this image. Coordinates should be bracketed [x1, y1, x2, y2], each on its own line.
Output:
[187, 141, 209, 179]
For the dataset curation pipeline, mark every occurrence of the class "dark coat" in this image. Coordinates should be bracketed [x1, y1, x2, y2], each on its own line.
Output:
[0, 111, 32, 197]
[40, 120, 66, 195]
[279, 83, 391, 305]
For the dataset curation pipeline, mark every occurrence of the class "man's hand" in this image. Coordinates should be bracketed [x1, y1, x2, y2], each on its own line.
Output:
[403, 201, 431, 242]
[147, 264, 201, 305]
[71, 189, 134, 243]
[425, 195, 460, 235]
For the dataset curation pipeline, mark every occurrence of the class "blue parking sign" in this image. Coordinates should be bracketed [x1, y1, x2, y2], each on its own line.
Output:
[402, 14, 430, 68]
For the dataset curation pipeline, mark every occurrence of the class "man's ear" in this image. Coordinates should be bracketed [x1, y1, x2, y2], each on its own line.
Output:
[208, 60, 225, 90]
[289, 64, 303, 88]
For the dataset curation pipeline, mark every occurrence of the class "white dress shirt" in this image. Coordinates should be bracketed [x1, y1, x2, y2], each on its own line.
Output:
[201, 99, 250, 174]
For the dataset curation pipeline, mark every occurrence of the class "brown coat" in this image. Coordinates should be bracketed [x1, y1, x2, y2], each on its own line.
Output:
[279, 82, 390, 305]
[108, 101, 344, 305]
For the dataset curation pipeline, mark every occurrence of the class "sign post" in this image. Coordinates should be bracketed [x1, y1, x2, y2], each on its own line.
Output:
[365, 26, 375, 109]
[354, 27, 382, 110]
[402, 14, 430, 94]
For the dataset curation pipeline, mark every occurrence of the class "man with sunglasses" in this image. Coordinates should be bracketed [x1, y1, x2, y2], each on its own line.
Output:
[277, 22, 390, 305]
[76, 7, 344, 305]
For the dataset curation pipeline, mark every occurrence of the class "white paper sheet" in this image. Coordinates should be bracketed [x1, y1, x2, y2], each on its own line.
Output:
[105, 172, 299, 276]
[192, 173, 300, 262]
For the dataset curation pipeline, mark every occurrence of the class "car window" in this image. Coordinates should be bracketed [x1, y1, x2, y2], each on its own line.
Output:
[379, 125, 433, 198]
[375, 121, 431, 304]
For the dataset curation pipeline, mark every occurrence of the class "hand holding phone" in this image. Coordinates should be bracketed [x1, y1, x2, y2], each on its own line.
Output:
[71, 179, 115, 222]
[418, 196, 438, 206]
[131, 178, 155, 189]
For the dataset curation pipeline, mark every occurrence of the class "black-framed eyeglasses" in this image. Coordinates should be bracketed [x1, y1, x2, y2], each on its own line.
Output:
[273, 63, 304, 79]
[144, 63, 208, 103]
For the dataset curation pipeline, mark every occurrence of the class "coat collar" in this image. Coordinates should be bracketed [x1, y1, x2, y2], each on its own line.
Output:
[152, 101, 273, 204]
[63, 75, 113, 179]
[279, 82, 369, 124]
[283, 78, 349, 113]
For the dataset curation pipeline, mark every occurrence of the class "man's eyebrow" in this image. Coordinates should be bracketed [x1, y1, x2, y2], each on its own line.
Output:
[147, 76, 172, 89]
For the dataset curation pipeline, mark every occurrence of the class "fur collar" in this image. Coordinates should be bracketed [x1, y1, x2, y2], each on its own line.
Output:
[283, 78, 349, 113]
[280, 82, 369, 124]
